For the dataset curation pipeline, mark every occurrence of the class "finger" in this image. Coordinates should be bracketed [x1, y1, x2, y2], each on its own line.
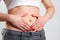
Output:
[29, 23, 39, 32]
[29, 20, 40, 31]
[16, 24, 27, 32]
[32, 21, 42, 32]
[22, 19, 30, 26]
[29, 17, 41, 32]
[31, 18, 38, 26]
[19, 26, 28, 32]
[20, 20, 31, 31]
[19, 23, 29, 31]
[22, 20, 31, 30]
[36, 26, 43, 32]
[32, 16, 42, 29]
[19, 20, 30, 31]
[34, 24, 43, 32]
[31, 17, 40, 26]
[31, 14, 39, 19]
[20, 23, 30, 31]
[32, 19, 41, 30]
[29, 26, 35, 31]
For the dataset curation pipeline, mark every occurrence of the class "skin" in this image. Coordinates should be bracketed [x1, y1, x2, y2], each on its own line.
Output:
[0, 0, 55, 32]
[31, 0, 55, 32]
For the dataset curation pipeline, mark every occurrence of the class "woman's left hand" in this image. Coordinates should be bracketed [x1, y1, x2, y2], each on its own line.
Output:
[30, 15, 49, 32]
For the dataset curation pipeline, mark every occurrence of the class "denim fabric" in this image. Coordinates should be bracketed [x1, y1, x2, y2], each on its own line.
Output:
[2, 28, 46, 40]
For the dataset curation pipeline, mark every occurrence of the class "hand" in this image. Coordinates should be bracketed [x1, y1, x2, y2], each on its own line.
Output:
[30, 15, 48, 32]
[8, 14, 31, 32]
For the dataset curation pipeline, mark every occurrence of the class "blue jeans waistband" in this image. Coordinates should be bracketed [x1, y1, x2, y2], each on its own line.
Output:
[2, 28, 45, 37]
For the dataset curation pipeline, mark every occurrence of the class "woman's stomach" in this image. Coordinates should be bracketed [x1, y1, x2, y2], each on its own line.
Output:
[6, 6, 40, 31]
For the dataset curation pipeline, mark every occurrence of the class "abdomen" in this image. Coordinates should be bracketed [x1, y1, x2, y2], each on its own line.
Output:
[6, 6, 40, 31]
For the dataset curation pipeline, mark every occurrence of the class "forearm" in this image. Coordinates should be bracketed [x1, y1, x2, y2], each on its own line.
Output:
[0, 12, 10, 21]
[41, 0, 55, 21]
[44, 7, 55, 20]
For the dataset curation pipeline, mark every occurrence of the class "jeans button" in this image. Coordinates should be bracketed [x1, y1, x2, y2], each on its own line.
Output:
[29, 32, 32, 36]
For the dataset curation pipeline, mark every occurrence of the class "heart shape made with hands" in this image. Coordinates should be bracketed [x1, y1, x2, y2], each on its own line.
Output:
[26, 14, 39, 31]
[21, 13, 39, 31]
[30, 14, 38, 30]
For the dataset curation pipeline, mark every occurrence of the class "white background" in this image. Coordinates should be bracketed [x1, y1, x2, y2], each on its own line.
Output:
[0, 0, 60, 40]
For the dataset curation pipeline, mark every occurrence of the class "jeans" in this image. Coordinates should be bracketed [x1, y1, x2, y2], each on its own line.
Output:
[2, 28, 46, 40]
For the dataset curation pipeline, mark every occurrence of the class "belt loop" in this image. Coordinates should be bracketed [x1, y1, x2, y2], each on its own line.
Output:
[2, 28, 6, 36]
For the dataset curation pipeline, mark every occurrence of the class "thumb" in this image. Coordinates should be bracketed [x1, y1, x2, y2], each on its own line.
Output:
[31, 14, 38, 19]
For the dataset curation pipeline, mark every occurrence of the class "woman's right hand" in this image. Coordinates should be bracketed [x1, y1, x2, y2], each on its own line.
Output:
[8, 14, 30, 32]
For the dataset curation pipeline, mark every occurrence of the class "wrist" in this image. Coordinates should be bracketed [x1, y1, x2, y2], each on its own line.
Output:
[0, 13, 12, 21]
[7, 14, 14, 22]
[5, 14, 14, 22]
[5, 14, 11, 22]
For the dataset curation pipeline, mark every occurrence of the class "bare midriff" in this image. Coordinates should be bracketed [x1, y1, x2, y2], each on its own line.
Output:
[6, 6, 41, 32]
